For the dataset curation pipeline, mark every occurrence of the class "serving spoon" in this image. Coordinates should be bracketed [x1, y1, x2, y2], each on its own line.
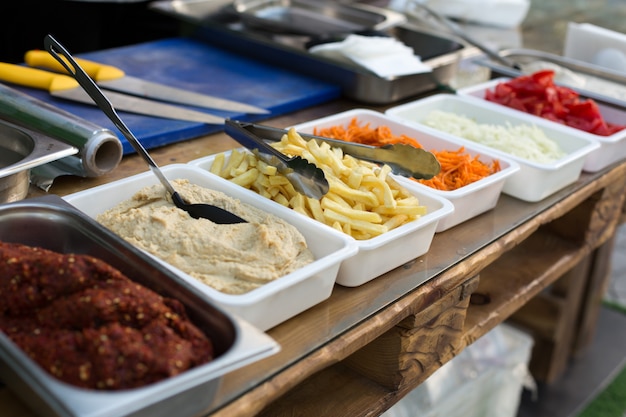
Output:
[44, 35, 247, 224]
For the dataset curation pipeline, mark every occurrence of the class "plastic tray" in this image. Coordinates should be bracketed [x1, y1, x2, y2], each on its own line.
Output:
[190, 149, 454, 287]
[292, 108, 519, 232]
[458, 77, 626, 172]
[64, 164, 357, 330]
[0, 195, 278, 417]
[386, 94, 600, 202]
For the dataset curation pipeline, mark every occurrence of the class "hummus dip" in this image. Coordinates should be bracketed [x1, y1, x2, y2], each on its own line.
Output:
[97, 179, 315, 294]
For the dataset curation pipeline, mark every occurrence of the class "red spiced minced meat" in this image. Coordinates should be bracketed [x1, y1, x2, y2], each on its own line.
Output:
[0, 241, 214, 390]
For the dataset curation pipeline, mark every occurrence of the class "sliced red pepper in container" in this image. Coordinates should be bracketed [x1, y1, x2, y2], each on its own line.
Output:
[484, 70, 625, 136]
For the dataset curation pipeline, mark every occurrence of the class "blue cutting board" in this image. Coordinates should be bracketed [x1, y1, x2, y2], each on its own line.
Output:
[13, 37, 341, 154]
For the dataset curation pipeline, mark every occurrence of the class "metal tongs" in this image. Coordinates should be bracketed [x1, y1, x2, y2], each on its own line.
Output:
[224, 120, 441, 197]
[225, 120, 330, 199]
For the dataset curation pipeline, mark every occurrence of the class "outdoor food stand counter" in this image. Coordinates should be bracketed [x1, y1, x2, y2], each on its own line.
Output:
[3, 1, 626, 415]
[3, 97, 625, 416]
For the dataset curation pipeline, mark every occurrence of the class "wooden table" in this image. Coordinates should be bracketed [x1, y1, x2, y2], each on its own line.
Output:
[4, 1, 626, 416]
[4, 100, 624, 417]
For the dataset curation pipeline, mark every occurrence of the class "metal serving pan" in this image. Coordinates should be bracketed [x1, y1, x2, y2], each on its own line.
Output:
[150, 0, 476, 104]
[476, 48, 626, 109]
[0, 195, 278, 417]
[230, 0, 406, 36]
[0, 118, 77, 202]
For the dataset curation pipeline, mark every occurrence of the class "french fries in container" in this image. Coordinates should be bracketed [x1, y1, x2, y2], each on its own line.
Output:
[190, 123, 453, 287]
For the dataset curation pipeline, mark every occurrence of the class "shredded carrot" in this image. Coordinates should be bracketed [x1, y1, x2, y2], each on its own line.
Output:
[313, 117, 501, 191]
[420, 148, 501, 190]
[314, 118, 423, 148]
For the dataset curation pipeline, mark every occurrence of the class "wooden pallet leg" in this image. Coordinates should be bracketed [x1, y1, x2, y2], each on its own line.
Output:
[511, 256, 590, 383]
[343, 275, 479, 392]
[572, 238, 618, 356]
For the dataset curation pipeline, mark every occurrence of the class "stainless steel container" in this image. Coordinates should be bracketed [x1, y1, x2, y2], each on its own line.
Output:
[230, 0, 406, 36]
[0, 83, 122, 182]
[0, 196, 278, 417]
[0, 119, 76, 202]
[150, 0, 476, 104]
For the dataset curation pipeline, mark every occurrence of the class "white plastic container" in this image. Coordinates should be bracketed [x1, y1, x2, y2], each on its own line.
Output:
[386, 94, 601, 202]
[564, 22, 626, 71]
[335, 189, 452, 286]
[64, 164, 358, 331]
[458, 78, 626, 172]
[189, 153, 454, 287]
[292, 108, 519, 232]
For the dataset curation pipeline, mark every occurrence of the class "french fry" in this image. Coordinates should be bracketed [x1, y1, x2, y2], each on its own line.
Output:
[383, 214, 409, 230]
[321, 198, 382, 223]
[373, 205, 427, 216]
[221, 148, 245, 177]
[327, 177, 379, 207]
[287, 128, 309, 148]
[258, 160, 277, 176]
[347, 169, 364, 189]
[268, 175, 291, 186]
[210, 153, 225, 176]
[306, 196, 326, 223]
[231, 167, 259, 187]
[231, 157, 250, 177]
[324, 192, 352, 209]
[323, 208, 387, 236]
[274, 192, 290, 207]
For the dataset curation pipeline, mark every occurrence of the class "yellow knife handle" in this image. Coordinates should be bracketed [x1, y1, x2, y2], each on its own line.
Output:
[0, 62, 78, 92]
[24, 50, 125, 81]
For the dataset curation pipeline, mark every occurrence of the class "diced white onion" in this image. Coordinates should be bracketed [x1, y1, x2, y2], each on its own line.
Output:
[422, 110, 566, 164]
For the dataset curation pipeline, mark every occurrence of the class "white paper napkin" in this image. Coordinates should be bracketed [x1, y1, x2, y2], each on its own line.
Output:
[309, 34, 432, 78]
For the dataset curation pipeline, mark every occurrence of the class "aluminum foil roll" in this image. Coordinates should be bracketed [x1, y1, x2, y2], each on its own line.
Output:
[0, 83, 122, 188]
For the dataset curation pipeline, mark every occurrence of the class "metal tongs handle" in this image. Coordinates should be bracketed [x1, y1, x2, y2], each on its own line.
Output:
[43, 35, 177, 196]
[225, 119, 297, 165]
[225, 120, 329, 199]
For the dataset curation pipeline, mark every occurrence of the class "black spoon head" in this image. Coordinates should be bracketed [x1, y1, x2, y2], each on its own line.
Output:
[171, 192, 247, 224]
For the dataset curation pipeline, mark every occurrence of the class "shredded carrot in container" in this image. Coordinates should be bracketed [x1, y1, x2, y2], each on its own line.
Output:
[313, 117, 501, 191]
[315, 118, 423, 148]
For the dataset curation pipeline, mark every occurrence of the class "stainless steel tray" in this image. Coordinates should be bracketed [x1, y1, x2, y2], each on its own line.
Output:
[0, 195, 278, 417]
[0, 118, 77, 179]
[0, 118, 77, 202]
[476, 48, 626, 109]
[231, 0, 406, 36]
[150, 0, 476, 104]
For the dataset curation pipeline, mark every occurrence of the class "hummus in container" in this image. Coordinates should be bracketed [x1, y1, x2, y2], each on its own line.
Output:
[97, 179, 314, 295]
